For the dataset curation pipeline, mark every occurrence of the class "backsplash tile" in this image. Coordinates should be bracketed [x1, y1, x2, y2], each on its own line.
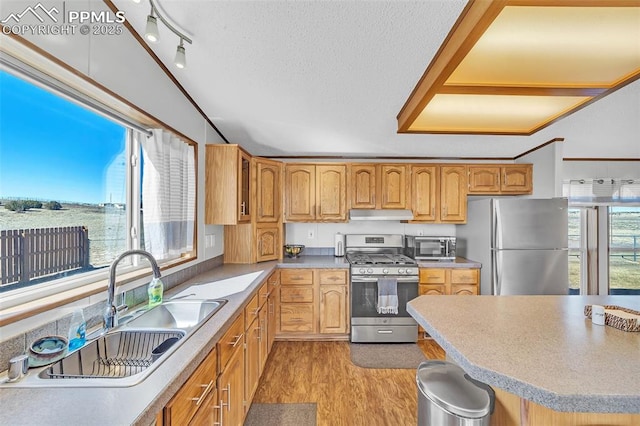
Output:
[0, 334, 26, 373]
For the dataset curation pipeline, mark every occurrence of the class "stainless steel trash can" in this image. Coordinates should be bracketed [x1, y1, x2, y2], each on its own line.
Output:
[417, 360, 494, 426]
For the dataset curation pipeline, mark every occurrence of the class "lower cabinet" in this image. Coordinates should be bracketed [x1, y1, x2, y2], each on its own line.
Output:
[217, 314, 246, 426]
[277, 268, 349, 338]
[418, 267, 479, 338]
[162, 348, 218, 425]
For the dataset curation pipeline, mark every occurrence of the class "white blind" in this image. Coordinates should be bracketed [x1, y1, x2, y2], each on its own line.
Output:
[563, 179, 640, 205]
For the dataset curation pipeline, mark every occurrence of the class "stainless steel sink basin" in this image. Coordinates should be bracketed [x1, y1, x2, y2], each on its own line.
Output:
[1, 299, 227, 388]
[38, 329, 186, 381]
[123, 299, 226, 333]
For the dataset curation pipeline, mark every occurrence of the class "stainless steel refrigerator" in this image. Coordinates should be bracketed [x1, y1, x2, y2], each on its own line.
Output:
[458, 198, 569, 295]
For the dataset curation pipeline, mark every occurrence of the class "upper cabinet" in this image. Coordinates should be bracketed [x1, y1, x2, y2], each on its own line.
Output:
[349, 164, 377, 209]
[468, 164, 532, 195]
[349, 164, 410, 210]
[411, 165, 467, 223]
[206, 144, 252, 225]
[254, 158, 281, 223]
[284, 164, 347, 222]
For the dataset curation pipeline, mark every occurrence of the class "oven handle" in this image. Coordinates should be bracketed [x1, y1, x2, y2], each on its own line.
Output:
[351, 277, 418, 283]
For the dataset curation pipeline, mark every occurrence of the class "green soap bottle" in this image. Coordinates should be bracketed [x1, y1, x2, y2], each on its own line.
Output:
[148, 277, 164, 308]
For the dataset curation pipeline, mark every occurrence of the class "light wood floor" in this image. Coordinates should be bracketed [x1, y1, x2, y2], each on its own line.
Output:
[252, 340, 445, 426]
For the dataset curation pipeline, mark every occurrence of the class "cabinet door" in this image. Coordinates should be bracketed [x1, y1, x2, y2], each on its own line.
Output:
[379, 164, 409, 209]
[316, 164, 347, 221]
[319, 285, 348, 334]
[255, 160, 281, 223]
[284, 164, 316, 221]
[419, 284, 446, 296]
[451, 284, 478, 296]
[239, 152, 252, 223]
[188, 387, 219, 426]
[244, 317, 260, 408]
[440, 166, 467, 223]
[255, 225, 279, 262]
[468, 166, 501, 194]
[218, 346, 244, 426]
[350, 164, 377, 209]
[501, 164, 532, 194]
[258, 307, 269, 374]
[411, 165, 438, 221]
[267, 291, 277, 354]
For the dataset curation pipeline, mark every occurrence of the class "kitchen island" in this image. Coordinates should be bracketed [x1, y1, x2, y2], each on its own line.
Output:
[407, 295, 640, 426]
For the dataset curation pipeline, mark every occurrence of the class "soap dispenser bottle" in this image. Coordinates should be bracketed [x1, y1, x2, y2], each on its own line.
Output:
[68, 308, 86, 351]
[148, 277, 164, 308]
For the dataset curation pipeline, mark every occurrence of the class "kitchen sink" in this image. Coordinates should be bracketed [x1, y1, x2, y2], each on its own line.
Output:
[1, 299, 227, 387]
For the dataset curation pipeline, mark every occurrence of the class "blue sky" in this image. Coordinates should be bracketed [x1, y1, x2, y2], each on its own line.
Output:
[0, 70, 126, 204]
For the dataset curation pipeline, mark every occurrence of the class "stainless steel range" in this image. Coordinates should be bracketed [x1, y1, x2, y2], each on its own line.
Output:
[346, 234, 419, 343]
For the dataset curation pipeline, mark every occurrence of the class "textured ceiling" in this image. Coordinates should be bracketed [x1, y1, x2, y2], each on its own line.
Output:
[111, 0, 639, 159]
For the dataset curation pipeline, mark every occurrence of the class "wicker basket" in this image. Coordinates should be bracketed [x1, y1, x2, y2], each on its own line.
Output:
[584, 305, 640, 332]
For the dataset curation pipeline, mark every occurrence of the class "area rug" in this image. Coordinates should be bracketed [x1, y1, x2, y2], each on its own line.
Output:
[349, 343, 427, 369]
[244, 403, 317, 426]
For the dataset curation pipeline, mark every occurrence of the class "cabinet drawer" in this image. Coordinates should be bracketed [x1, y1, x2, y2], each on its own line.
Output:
[280, 304, 314, 332]
[258, 281, 269, 307]
[244, 293, 260, 328]
[419, 269, 446, 284]
[450, 269, 478, 284]
[217, 314, 244, 370]
[280, 287, 314, 303]
[318, 269, 348, 285]
[165, 348, 217, 426]
[280, 269, 313, 285]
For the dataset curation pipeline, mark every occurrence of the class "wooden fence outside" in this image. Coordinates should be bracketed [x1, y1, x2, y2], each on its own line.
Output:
[0, 226, 90, 286]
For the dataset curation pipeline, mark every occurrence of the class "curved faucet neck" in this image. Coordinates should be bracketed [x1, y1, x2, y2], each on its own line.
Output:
[107, 249, 161, 308]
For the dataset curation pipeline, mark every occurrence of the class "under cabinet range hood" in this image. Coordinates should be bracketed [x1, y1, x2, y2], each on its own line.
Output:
[349, 209, 414, 221]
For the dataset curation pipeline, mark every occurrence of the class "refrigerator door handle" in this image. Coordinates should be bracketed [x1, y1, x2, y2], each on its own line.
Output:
[492, 250, 501, 295]
[493, 200, 502, 250]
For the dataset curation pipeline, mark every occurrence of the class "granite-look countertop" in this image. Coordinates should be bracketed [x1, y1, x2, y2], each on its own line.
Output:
[417, 257, 481, 269]
[407, 295, 640, 414]
[0, 258, 350, 426]
[278, 255, 350, 268]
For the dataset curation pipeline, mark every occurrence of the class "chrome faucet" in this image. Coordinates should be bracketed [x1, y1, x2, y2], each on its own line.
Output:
[104, 249, 162, 331]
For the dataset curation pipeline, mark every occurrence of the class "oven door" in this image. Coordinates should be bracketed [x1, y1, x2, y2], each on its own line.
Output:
[350, 276, 418, 321]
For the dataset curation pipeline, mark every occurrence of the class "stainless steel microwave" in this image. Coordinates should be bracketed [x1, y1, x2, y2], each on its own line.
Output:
[405, 236, 456, 261]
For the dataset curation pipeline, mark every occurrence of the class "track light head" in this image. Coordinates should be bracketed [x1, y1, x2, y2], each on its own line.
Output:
[145, 14, 159, 43]
[174, 40, 186, 69]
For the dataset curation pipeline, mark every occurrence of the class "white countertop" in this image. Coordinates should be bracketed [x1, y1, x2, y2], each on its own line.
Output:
[407, 295, 640, 413]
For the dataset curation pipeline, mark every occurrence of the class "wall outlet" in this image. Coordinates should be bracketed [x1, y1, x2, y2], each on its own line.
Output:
[307, 229, 315, 239]
[205, 235, 215, 248]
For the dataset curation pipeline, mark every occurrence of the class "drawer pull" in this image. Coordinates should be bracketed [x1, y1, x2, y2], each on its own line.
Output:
[228, 334, 244, 347]
[191, 379, 214, 406]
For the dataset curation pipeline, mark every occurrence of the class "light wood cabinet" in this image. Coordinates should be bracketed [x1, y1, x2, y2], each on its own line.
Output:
[418, 267, 479, 338]
[468, 164, 532, 195]
[419, 268, 479, 296]
[440, 165, 467, 223]
[284, 164, 347, 222]
[349, 164, 377, 208]
[266, 272, 279, 354]
[349, 164, 410, 210]
[163, 348, 218, 426]
[255, 158, 281, 223]
[206, 144, 252, 225]
[411, 165, 438, 222]
[224, 157, 283, 264]
[244, 296, 261, 410]
[217, 339, 244, 426]
[277, 269, 349, 338]
[410, 165, 467, 223]
[379, 164, 410, 209]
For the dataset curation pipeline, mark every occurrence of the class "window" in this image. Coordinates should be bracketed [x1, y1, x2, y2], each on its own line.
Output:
[0, 65, 196, 303]
[568, 208, 582, 294]
[609, 206, 640, 295]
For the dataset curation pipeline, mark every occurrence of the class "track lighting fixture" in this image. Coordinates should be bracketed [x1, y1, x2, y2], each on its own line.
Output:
[141, 0, 192, 69]
[174, 39, 186, 69]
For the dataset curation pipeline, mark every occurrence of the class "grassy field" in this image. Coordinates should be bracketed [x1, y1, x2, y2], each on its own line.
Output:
[0, 202, 127, 267]
[569, 209, 640, 290]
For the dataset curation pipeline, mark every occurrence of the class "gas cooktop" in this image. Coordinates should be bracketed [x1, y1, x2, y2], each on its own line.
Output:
[346, 253, 417, 266]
